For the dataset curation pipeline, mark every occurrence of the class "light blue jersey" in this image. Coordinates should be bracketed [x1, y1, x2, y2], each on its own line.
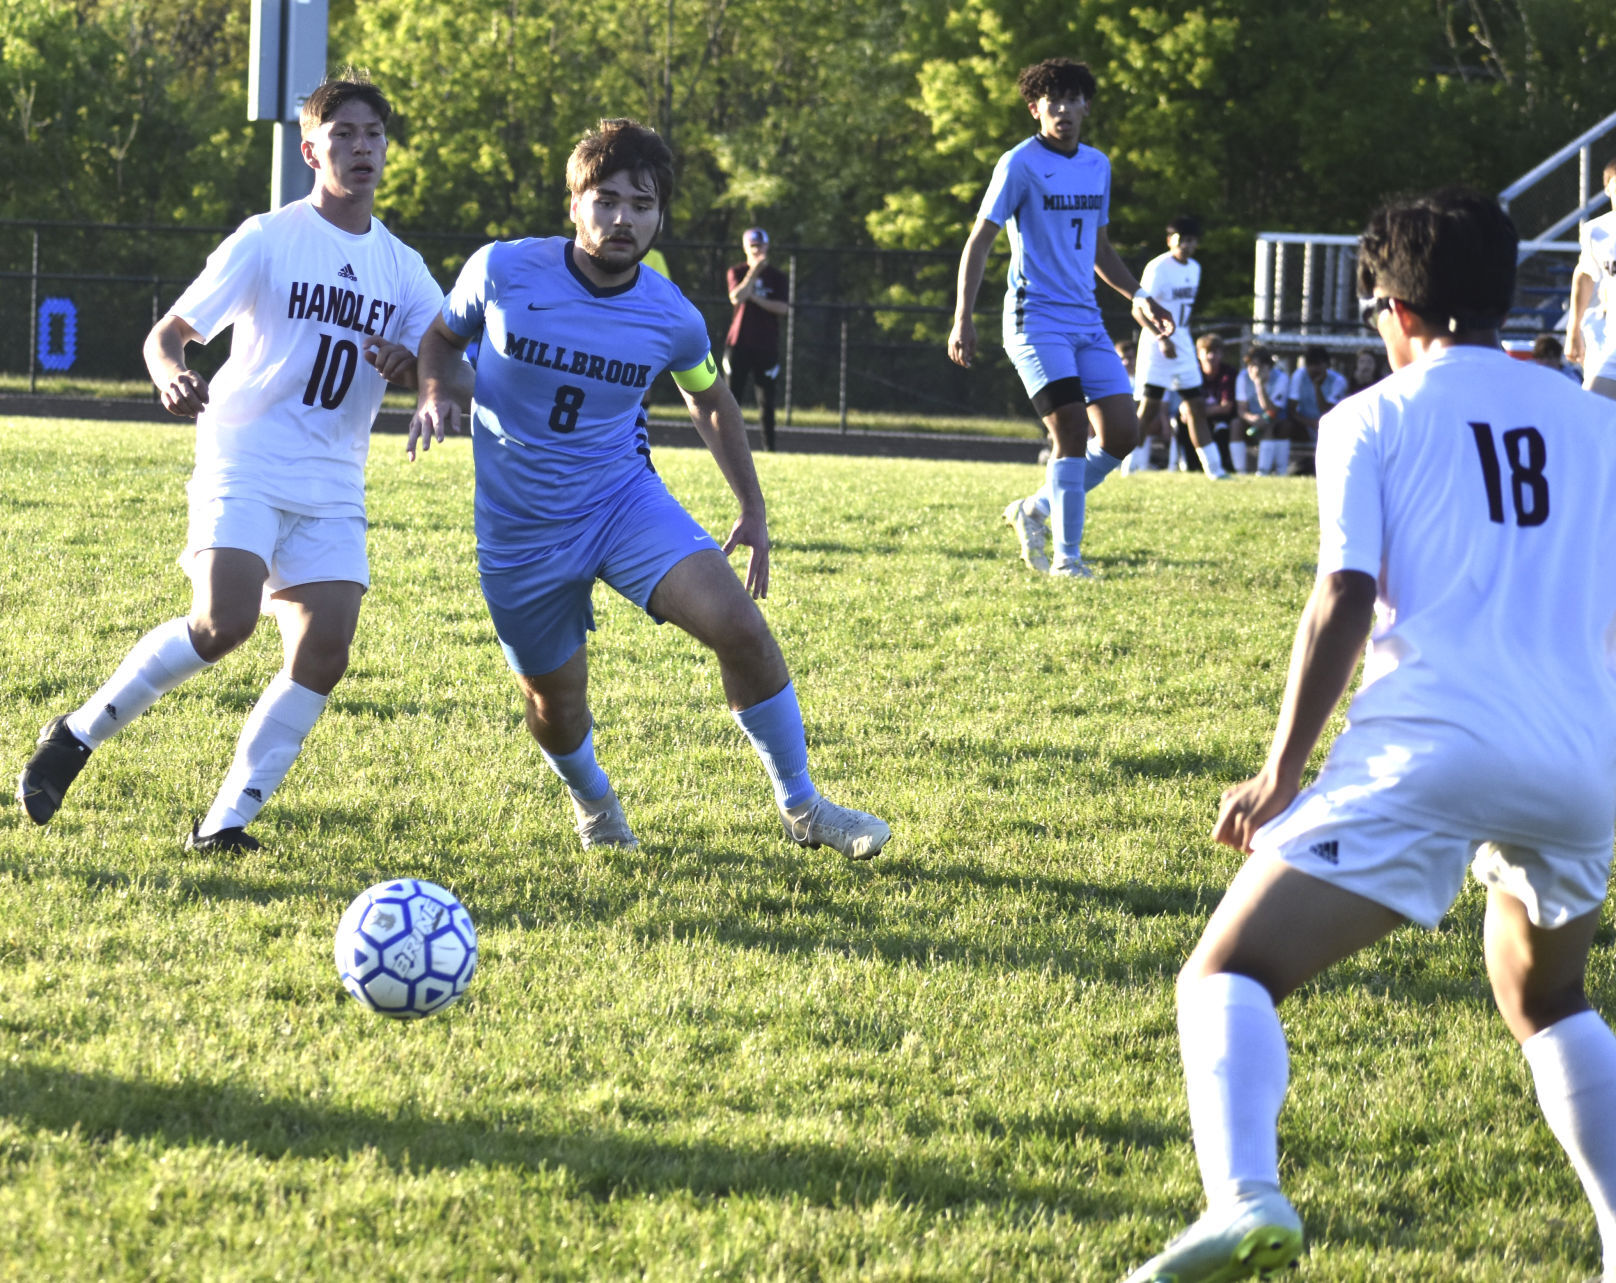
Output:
[978, 136, 1112, 337]
[441, 237, 713, 568]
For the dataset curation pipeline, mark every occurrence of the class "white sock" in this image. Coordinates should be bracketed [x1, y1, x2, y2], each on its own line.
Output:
[1048, 457, 1086, 565]
[1230, 440, 1248, 473]
[1523, 1010, 1616, 1274]
[66, 618, 211, 750]
[1257, 440, 1277, 474]
[199, 672, 328, 835]
[1275, 441, 1292, 474]
[1178, 972, 1289, 1208]
[1196, 444, 1226, 477]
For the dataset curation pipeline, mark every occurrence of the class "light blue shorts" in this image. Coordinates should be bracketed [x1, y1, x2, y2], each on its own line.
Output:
[1004, 326, 1133, 410]
[478, 471, 719, 677]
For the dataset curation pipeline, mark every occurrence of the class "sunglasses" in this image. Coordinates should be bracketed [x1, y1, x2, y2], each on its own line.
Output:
[1359, 296, 1396, 330]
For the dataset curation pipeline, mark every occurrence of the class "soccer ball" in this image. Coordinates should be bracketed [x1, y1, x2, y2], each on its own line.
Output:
[334, 879, 477, 1018]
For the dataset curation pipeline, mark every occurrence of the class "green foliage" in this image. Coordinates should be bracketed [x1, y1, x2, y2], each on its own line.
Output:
[0, 0, 1612, 310]
[4, 420, 1614, 1280]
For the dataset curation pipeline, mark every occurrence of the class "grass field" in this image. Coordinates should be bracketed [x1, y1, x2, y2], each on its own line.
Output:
[1, 419, 1609, 1281]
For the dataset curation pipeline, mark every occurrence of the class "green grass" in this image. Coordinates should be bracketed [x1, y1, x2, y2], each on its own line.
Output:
[0, 420, 1609, 1281]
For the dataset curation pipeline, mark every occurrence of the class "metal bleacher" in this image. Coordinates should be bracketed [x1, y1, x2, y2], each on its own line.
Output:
[1249, 109, 1616, 356]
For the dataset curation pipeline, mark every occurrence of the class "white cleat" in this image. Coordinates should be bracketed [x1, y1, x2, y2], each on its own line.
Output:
[1050, 557, 1096, 579]
[781, 794, 891, 861]
[1003, 497, 1051, 573]
[1123, 1190, 1303, 1283]
[571, 786, 639, 850]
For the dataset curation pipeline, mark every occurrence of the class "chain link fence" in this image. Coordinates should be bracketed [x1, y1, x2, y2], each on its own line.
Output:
[0, 219, 1249, 432]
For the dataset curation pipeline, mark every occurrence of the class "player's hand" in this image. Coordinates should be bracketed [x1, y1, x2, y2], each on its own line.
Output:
[1212, 768, 1299, 854]
[157, 369, 209, 418]
[1567, 328, 1585, 364]
[1135, 297, 1175, 339]
[948, 317, 977, 368]
[364, 336, 417, 386]
[721, 509, 771, 599]
[1159, 335, 1178, 361]
[406, 394, 461, 462]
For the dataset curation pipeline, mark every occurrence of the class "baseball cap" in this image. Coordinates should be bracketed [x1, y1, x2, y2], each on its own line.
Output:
[743, 227, 769, 246]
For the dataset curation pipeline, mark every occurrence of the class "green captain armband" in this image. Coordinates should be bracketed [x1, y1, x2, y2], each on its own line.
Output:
[671, 352, 719, 393]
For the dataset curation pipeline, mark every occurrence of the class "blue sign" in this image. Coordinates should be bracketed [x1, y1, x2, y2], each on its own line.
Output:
[38, 297, 77, 371]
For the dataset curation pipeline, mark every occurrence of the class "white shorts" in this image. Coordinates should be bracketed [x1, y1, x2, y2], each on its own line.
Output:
[1255, 789, 1612, 929]
[1134, 332, 1201, 394]
[183, 495, 370, 595]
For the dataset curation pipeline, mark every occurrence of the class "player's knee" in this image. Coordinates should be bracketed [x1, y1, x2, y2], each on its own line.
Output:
[290, 642, 350, 696]
[522, 686, 589, 746]
[188, 609, 257, 661]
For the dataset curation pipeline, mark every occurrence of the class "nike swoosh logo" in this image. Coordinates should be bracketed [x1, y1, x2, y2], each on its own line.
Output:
[1043, 171, 1056, 177]
[527, 303, 558, 311]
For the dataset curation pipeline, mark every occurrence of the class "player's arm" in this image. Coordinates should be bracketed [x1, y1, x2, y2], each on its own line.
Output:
[1213, 570, 1376, 853]
[1566, 267, 1596, 365]
[676, 355, 771, 599]
[143, 314, 210, 418]
[1095, 226, 1174, 339]
[407, 315, 473, 461]
[948, 217, 1000, 367]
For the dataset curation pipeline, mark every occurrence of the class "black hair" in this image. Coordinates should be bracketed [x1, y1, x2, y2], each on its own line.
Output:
[1167, 214, 1203, 239]
[1016, 58, 1098, 106]
[1355, 188, 1517, 334]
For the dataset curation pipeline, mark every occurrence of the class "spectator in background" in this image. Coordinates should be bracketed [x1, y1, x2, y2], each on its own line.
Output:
[1285, 344, 1347, 474]
[724, 227, 789, 451]
[1193, 334, 1242, 473]
[1345, 346, 1385, 396]
[1532, 333, 1584, 384]
[1238, 344, 1290, 476]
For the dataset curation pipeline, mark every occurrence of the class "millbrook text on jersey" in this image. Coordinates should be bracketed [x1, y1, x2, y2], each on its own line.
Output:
[502, 331, 654, 388]
[1041, 193, 1104, 211]
[286, 282, 400, 336]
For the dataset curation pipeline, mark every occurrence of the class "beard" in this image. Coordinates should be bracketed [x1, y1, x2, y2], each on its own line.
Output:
[577, 226, 652, 273]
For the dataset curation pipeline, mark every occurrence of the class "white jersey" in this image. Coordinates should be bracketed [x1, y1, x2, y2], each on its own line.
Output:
[1134, 252, 1202, 389]
[1577, 209, 1616, 321]
[1312, 344, 1616, 848]
[172, 199, 444, 518]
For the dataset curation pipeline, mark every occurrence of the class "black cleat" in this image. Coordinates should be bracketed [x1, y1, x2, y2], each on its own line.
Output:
[16, 716, 92, 825]
[184, 824, 262, 854]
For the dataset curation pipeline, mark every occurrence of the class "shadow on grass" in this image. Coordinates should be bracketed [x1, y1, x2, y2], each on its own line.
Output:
[0, 1057, 1149, 1218]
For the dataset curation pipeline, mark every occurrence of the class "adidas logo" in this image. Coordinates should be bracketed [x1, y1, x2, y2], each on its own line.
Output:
[337, 263, 358, 282]
[244, 787, 263, 803]
[1309, 839, 1340, 865]
[104, 702, 118, 722]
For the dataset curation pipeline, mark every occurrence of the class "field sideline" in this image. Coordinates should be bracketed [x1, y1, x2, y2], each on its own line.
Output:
[1, 419, 1609, 1281]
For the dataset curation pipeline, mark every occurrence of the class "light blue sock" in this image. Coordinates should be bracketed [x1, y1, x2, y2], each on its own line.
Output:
[1084, 439, 1124, 492]
[540, 723, 611, 802]
[1031, 484, 1052, 520]
[732, 681, 815, 809]
[1049, 456, 1086, 565]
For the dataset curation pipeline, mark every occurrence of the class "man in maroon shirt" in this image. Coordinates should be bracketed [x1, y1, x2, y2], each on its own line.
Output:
[724, 227, 790, 450]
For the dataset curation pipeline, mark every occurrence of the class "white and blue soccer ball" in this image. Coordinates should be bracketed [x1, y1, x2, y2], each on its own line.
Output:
[334, 879, 477, 1018]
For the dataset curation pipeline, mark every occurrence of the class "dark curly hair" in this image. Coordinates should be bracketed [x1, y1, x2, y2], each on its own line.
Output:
[1016, 58, 1097, 106]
